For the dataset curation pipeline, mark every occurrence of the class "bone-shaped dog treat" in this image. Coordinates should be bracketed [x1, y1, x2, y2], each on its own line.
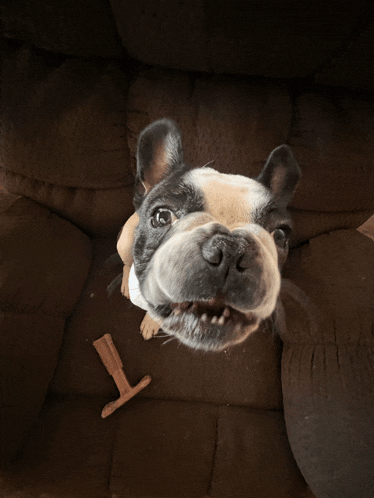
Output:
[93, 333, 151, 417]
[117, 212, 162, 339]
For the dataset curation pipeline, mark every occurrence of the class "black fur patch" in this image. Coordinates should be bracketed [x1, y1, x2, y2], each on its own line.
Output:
[133, 168, 205, 281]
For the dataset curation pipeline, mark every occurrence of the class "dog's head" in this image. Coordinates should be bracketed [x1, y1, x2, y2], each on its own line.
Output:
[129, 119, 300, 351]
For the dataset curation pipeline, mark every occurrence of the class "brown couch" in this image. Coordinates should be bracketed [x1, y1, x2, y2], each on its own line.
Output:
[1, 2, 374, 497]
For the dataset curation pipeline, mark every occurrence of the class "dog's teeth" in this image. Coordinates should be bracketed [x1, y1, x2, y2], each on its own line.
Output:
[201, 313, 208, 322]
[218, 315, 225, 326]
[211, 316, 218, 324]
[223, 307, 230, 317]
[174, 308, 182, 316]
[190, 303, 198, 313]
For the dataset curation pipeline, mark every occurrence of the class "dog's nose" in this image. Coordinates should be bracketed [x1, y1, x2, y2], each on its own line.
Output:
[201, 233, 257, 273]
[201, 235, 225, 266]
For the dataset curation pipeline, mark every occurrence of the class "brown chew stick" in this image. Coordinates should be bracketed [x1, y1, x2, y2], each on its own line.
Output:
[93, 333, 151, 418]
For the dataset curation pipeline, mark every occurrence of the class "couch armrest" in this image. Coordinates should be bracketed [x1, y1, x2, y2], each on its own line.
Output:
[0, 193, 92, 465]
[280, 230, 374, 497]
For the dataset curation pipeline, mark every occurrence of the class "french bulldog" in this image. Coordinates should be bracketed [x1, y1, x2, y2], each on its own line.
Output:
[125, 119, 300, 352]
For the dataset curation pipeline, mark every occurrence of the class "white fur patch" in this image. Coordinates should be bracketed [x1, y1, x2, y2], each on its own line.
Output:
[128, 264, 149, 311]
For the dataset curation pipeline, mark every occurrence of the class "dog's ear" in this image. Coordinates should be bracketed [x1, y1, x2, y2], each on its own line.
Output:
[257, 145, 301, 206]
[136, 119, 184, 196]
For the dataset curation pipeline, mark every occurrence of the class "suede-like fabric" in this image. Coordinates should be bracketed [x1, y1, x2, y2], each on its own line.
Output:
[281, 230, 374, 496]
[1, 397, 314, 498]
[1, 44, 130, 189]
[289, 93, 374, 212]
[109, 0, 370, 87]
[4, 0, 374, 91]
[315, 19, 374, 91]
[2, 0, 124, 58]
[0, 193, 92, 463]
[0, 398, 118, 498]
[0, 42, 134, 236]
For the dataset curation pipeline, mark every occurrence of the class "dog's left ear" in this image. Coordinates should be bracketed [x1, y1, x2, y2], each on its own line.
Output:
[257, 145, 301, 207]
[135, 119, 184, 196]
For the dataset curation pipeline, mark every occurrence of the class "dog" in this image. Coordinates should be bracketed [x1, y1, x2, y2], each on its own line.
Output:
[122, 118, 300, 352]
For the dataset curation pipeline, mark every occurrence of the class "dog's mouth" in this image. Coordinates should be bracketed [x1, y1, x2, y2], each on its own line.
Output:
[170, 299, 252, 326]
[159, 297, 260, 351]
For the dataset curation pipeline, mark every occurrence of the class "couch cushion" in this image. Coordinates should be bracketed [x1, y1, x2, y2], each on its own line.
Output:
[110, 0, 369, 87]
[209, 406, 314, 498]
[315, 18, 374, 91]
[0, 396, 314, 498]
[289, 93, 374, 212]
[0, 398, 117, 498]
[3, 1, 123, 58]
[280, 229, 374, 496]
[0, 42, 134, 236]
[0, 193, 92, 463]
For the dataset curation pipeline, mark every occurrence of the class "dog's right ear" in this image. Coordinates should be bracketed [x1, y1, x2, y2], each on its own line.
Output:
[135, 119, 184, 198]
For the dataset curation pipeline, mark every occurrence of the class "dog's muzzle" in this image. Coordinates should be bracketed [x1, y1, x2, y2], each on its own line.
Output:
[132, 218, 280, 351]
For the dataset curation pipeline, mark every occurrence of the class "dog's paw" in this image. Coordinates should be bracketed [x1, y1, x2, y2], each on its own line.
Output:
[140, 313, 162, 340]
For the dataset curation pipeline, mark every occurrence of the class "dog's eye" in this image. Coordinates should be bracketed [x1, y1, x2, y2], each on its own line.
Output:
[272, 227, 290, 248]
[151, 208, 177, 228]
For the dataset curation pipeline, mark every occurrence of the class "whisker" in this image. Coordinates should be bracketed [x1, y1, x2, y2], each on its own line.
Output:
[162, 337, 176, 346]
[107, 274, 122, 296]
[201, 160, 215, 168]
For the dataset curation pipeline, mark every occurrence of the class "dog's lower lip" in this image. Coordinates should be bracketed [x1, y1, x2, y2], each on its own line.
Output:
[169, 300, 252, 327]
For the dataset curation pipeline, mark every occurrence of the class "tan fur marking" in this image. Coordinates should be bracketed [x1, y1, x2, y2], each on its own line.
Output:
[188, 168, 270, 231]
[202, 180, 252, 230]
